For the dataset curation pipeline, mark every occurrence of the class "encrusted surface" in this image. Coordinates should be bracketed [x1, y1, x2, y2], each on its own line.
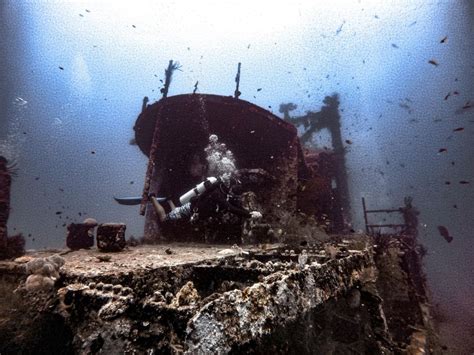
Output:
[4, 244, 240, 277]
[0, 238, 438, 354]
[185, 252, 373, 353]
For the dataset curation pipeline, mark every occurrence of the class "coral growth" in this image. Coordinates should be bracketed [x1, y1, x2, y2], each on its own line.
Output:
[24, 255, 65, 292]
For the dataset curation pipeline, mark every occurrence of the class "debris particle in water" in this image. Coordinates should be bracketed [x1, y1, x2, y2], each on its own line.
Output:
[462, 101, 472, 110]
[437, 225, 453, 243]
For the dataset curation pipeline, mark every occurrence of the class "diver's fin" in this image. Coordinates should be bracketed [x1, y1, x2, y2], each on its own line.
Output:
[114, 196, 167, 205]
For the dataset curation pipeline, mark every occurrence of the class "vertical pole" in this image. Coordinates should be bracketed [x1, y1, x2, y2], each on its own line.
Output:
[140, 106, 162, 215]
[161, 60, 181, 99]
[362, 197, 369, 234]
[234, 62, 241, 98]
[141, 96, 149, 113]
[162, 60, 173, 98]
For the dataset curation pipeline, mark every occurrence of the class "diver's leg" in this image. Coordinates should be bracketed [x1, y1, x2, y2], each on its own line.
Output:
[151, 197, 167, 222]
[166, 202, 192, 222]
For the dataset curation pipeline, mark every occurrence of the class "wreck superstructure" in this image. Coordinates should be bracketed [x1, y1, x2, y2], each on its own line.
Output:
[134, 93, 346, 243]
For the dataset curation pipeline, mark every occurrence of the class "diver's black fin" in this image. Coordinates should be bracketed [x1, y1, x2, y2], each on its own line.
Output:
[114, 196, 167, 205]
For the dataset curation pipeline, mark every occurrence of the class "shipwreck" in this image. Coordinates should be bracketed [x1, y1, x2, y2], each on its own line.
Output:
[0, 63, 441, 354]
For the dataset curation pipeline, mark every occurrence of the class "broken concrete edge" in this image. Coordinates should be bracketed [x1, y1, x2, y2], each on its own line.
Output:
[184, 253, 373, 353]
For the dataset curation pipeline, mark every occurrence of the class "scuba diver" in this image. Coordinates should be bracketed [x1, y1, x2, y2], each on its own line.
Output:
[152, 134, 262, 225]
[150, 172, 262, 225]
[114, 134, 263, 227]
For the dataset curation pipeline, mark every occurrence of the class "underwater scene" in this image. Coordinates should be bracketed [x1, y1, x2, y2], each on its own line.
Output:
[0, 1, 473, 353]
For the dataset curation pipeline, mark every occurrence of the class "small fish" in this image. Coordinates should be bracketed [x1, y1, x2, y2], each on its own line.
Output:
[453, 127, 464, 132]
[59, 66, 64, 70]
[55, 211, 62, 215]
[437, 225, 453, 243]
[438, 148, 447, 153]
[336, 20, 345, 35]
[374, 15, 379, 19]
[79, 14, 84, 17]
[132, 25, 136, 28]
[459, 180, 470, 184]
[428, 59, 439, 66]
[462, 101, 472, 109]
[247, 44, 251, 49]
[257, 88, 262, 92]
[85, 9, 91, 13]
[91, 150, 96, 154]
[399, 102, 412, 113]
[345, 139, 353, 144]
[453, 91, 459, 95]
[391, 43, 399, 49]
[445, 181, 451, 185]
[453, 204, 458, 209]
[444, 92, 451, 100]
[440, 36, 448, 43]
